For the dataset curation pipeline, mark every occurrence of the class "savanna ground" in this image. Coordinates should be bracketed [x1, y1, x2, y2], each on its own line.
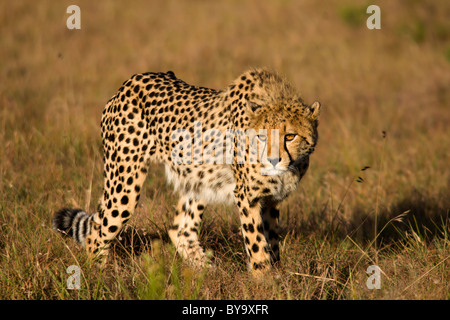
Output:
[0, 1, 448, 300]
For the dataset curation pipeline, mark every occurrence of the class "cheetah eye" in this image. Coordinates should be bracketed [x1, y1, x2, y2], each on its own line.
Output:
[285, 134, 297, 142]
[257, 134, 267, 142]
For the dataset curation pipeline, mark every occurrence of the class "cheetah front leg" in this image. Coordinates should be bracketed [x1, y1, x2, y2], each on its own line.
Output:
[237, 197, 274, 275]
[169, 196, 208, 268]
[261, 204, 281, 264]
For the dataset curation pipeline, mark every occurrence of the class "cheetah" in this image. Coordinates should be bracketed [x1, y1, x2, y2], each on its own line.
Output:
[53, 68, 321, 274]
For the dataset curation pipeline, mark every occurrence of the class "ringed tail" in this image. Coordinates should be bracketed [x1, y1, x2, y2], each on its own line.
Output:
[52, 208, 92, 245]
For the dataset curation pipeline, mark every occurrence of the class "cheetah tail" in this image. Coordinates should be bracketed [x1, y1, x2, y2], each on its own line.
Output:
[52, 208, 92, 245]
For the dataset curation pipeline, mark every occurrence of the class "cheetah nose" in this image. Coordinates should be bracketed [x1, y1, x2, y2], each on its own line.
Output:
[267, 157, 281, 167]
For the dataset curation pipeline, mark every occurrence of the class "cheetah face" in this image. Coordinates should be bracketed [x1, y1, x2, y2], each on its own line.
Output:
[250, 101, 321, 176]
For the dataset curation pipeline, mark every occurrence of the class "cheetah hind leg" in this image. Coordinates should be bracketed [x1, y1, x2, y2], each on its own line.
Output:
[168, 196, 209, 268]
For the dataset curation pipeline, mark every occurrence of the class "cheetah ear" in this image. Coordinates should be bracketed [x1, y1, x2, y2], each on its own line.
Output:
[247, 101, 263, 113]
[306, 101, 321, 120]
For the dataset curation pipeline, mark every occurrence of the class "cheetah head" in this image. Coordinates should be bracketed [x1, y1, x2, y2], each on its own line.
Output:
[242, 69, 321, 176]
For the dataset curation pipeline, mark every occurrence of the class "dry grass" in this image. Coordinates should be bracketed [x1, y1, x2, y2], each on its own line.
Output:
[0, 0, 448, 299]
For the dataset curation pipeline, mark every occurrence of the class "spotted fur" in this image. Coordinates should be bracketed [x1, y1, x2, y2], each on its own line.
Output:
[53, 68, 321, 274]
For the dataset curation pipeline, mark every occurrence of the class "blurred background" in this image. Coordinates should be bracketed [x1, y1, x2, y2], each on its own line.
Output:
[0, 1, 448, 299]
